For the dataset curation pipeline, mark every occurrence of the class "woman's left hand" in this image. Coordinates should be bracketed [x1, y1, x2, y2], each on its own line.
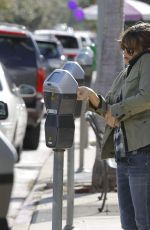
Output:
[105, 108, 119, 128]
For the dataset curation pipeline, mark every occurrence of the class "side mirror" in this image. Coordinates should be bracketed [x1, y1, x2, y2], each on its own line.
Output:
[0, 101, 8, 120]
[19, 84, 36, 98]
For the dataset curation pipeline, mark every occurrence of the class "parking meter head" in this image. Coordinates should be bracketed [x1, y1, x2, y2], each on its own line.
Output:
[43, 68, 78, 149]
[43, 69, 78, 114]
[63, 61, 85, 117]
[63, 61, 84, 85]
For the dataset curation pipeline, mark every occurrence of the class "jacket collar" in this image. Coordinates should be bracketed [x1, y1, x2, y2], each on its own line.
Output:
[127, 50, 150, 76]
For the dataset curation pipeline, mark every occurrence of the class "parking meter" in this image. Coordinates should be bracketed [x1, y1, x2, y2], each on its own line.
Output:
[63, 61, 84, 86]
[63, 61, 84, 118]
[75, 46, 94, 87]
[43, 63, 84, 230]
[43, 61, 84, 149]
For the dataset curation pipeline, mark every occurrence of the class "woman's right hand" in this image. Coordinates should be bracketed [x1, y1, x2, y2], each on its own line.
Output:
[77, 86, 100, 109]
[77, 86, 91, 101]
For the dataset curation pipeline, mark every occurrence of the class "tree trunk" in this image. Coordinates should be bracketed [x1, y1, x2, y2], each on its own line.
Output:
[91, 0, 124, 191]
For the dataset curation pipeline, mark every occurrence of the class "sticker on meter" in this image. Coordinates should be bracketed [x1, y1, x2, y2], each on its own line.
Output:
[47, 109, 57, 114]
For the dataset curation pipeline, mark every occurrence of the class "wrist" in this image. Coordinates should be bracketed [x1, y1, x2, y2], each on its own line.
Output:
[88, 90, 100, 108]
[88, 88, 96, 98]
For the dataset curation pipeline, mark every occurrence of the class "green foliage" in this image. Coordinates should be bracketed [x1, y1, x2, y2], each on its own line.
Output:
[0, 0, 70, 30]
[0, 0, 96, 31]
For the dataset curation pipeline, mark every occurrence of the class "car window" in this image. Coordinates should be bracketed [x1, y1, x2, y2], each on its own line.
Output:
[0, 36, 36, 67]
[55, 35, 78, 49]
[36, 41, 60, 59]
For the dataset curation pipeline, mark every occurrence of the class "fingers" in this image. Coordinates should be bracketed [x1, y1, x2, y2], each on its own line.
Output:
[77, 86, 89, 100]
[105, 109, 119, 128]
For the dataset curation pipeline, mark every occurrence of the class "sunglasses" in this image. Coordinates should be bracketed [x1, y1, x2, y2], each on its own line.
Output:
[123, 47, 134, 56]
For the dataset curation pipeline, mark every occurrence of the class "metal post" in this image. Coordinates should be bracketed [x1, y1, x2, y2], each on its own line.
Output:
[77, 101, 88, 172]
[64, 144, 78, 230]
[52, 149, 64, 230]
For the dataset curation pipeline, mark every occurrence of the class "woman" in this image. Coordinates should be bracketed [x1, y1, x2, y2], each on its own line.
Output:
[77, 22, 150, 229]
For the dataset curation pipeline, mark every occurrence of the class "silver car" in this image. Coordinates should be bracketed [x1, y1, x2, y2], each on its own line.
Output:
[0, 63, 27, 161]
[33, 34, 67, 75]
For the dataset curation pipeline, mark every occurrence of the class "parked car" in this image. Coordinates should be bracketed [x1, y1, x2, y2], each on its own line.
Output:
[75, 30, 96, 47]
[0, 101, 17, 230]
[0, 63, 27, 161]
[0, 101, 8, 120]
[33, 34, 67, 75]
[0, 23, 46, 150]
[34, 29, 83, 60]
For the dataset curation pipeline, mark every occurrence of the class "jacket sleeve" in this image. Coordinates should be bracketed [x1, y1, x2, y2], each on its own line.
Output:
[87, 94, 108, 117]
[110, 54, 150, 121]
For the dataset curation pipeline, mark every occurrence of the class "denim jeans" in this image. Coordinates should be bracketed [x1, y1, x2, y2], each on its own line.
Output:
[116, 151, 150, 230]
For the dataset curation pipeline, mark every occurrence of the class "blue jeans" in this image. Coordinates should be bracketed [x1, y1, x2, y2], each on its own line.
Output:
[116, 151, 150, 230]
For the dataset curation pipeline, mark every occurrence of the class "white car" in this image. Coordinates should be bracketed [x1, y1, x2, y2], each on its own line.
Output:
[75, 30, 96, 47]
[34, 29, 97, 61]
[0, 63, 27, 161]
[34, 29, 83, 60]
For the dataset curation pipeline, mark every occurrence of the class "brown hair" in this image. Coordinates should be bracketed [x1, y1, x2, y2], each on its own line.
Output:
[120, 22, 150, 53]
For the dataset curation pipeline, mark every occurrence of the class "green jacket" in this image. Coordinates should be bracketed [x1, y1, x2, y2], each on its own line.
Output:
[93, 52, 150, 160]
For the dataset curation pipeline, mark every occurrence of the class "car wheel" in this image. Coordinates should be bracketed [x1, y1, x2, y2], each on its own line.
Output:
[23, 123, 41, 150]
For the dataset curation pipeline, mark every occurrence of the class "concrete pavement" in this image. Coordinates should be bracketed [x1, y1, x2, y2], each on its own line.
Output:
[11, 118, 122, 230]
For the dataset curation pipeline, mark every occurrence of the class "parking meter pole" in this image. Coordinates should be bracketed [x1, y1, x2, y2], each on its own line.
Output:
[77, 100, 87, 172]
[52, 149, 64, 230]
[75, 47, 94, 173]
[64, 144, 75, 230]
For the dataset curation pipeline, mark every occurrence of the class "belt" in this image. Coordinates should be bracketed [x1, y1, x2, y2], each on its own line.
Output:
[128, 145, 150, 155]
[115, 145, 150, 163]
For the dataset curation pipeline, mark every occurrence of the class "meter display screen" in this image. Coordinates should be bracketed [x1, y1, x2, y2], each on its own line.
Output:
[47, 71, 61, 83]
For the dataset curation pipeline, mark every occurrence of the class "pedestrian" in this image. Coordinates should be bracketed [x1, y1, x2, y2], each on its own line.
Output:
[77, 22, 150, 229]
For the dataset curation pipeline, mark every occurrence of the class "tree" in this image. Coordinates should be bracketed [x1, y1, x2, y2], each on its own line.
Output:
[0, 0, 71, 30]
[91, 0, 124, 191]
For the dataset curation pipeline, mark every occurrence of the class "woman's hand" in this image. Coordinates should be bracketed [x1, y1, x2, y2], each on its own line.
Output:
[77, 86, 90, 101]
[105, 107, 119, 128]
[77, 86, 100, 108]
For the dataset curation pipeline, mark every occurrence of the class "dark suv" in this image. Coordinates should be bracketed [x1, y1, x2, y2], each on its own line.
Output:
[0, 23, 46, 150]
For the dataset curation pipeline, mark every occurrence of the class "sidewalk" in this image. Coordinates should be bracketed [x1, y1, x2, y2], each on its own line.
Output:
[12, 118, 121, 230]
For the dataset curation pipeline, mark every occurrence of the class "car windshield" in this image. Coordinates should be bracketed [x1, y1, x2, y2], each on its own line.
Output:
[55, 35, 78, 49]
[36, 41, 60, 59]
[0, 36, 36, 67]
